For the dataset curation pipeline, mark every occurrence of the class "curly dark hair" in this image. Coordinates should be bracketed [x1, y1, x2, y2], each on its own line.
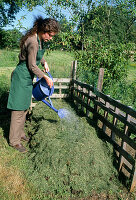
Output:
[20, 16, 60, 48]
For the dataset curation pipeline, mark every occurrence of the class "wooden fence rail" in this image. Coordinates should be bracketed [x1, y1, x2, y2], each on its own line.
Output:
[30, 60, 77, 108]
[71, 78, 136, 192]
[30, 77, 71, 108]
[30, 61, 136, 192]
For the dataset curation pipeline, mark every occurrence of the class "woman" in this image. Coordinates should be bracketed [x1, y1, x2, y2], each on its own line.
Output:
[7, 17, 60, 153]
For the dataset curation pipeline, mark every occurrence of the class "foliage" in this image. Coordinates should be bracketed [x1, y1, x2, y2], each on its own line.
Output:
[103, 78, 136, 110]
[75, 41, 131, 86]
[21, 0, 45, 11]
[0, 0, 44, 28]
[31, 0, 136, 47]
[29, 0, 136, 99]
[74, 40, 136, 109]
[78, 2, 136, 44]
[0, 0, 20, 27]
[0, 28, 22, 49]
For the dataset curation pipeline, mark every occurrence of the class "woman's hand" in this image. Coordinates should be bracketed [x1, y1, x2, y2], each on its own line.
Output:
[43, 61, 49, 72]
[43, 75, 53, 88]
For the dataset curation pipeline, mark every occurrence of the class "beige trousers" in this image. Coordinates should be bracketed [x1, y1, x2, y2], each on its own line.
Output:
[9, 110, 28, 146]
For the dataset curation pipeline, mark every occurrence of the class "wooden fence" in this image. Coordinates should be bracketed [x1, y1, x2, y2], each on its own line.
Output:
[31, 61, 77, 108]
[31, 61, 136, 192]
[31, 77, 72, 109]
[71, 78, 136, 192]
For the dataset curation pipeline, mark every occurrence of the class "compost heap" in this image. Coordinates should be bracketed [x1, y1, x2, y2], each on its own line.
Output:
[26, 100, 121, 198]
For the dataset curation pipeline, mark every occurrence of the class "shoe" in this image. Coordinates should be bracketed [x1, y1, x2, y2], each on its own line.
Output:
[12, 144, 27, 153]
[21, 136, 30, 142]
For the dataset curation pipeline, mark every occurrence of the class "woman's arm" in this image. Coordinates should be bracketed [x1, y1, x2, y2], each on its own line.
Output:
[41, 57, 49, 72]
[26, 38, 53, 87]
[27, 39, 45, 78]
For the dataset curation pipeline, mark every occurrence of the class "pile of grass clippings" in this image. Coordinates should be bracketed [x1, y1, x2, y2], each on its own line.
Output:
[25, 100, 122, 199]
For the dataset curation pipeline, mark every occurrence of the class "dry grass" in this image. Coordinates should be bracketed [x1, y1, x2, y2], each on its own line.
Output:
[0, 136, 31, 200]
[0, 165, 29, 199]
[0, 67, 15, 77]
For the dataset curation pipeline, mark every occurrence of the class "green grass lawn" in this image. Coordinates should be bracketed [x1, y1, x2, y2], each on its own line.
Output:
[0, 100, 135, 200]
[0, 49, 136, 199]
[0, 49, 74, 78]
[45, 50, 74, 78]
[127, 62, 136, 82]
[0, 49, 75, 94]
[0, 49, 19, 68]
[0, 49, 135, 80]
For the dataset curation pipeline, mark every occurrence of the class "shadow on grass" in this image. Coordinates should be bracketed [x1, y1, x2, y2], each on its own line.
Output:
[46, 119, 58, 123]
[64, 98, 132, 191]
[30, 110, 58, 124]
[26, 111, 58, 148]
[0, 91, 11, 144]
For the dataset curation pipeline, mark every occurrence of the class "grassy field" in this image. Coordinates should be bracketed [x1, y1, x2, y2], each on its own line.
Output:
[0, 48, 135, 83]
[127, 62, 136, 82]
[0, 100, 135, 200]
[0, 49, 74, 79]
[0, 49, 136, 199]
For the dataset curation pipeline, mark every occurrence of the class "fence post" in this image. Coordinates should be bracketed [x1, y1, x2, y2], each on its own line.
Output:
[86, 90, 92, 117]
[130, 159, 136, 192]
[59, 82, 62, 99]
[70, 60, 77, 99]
[111, 101, 120, 141]
[76, 84, 81, 110]
[119, 113, 131, 172]
[93, 68, 104, 123]
[95, 68, 105, 117]
[71, 60, 77, 80]
[81, 87, 85, 112]
[97, 68, 104, 92]
[102, 96, 110, 133]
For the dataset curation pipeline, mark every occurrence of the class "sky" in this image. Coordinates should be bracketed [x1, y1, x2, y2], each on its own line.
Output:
[4, 5, 71, 33]
[4, 6, 49, 33]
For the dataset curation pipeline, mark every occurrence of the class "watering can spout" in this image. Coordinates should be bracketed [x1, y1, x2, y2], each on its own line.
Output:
[42, 99, 67, 119]
[32, 72, 67, 119]
[42, 99, 58, 113]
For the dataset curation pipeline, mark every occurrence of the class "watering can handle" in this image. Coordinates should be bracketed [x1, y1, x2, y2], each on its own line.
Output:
[36, 72, 53, 82]
[47, 72, 53, 81]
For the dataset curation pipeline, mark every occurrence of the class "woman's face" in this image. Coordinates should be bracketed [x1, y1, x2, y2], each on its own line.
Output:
[39, 32, 56, 42]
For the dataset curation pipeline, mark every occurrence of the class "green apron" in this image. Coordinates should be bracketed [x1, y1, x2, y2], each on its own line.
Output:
[7, 36, 45, 110]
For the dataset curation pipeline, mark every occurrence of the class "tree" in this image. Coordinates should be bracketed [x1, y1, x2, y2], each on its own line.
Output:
[0, 0, 44, 27]
[33, 0, 135, 48]
[78, 3, 136, 44]
[0, 0, 20, 27]
[0, 28, 22, 48]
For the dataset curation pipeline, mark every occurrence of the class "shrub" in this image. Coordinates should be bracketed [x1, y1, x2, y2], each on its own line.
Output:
[0, 28, 22, 49]
[103, 79, 136, 109]
[75, 42, 131, 87]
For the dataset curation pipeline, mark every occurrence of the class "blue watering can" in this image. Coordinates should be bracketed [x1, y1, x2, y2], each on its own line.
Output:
[32, 72, 66, 119]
